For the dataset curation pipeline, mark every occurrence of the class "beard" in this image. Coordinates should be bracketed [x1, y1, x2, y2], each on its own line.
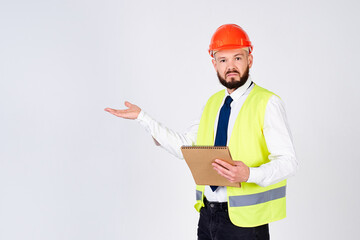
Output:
[217, 65, 250, 90]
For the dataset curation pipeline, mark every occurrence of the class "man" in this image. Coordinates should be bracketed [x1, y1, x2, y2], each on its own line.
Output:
[105, 24, 298, 240]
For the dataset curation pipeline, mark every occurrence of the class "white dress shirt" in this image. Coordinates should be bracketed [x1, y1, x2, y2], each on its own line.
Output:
[136, 77, 298, 202]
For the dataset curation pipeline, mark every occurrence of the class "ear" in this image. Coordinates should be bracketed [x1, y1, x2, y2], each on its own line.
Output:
[248, 54, 253, 68]
[212, 58, 217, 70]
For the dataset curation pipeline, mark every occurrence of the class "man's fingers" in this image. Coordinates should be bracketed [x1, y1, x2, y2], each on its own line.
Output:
[213, 164, 236, 182]
[105, 108, 121, 114]
[105, 108, 129, 116]
[105, 108, 119, 115]
[214, 159, 234, 170]
[213, 162, 232, 177]
[212, 159, 249, 183]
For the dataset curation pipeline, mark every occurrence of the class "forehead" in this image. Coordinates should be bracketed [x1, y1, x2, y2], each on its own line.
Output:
[214, 48, 248, 58]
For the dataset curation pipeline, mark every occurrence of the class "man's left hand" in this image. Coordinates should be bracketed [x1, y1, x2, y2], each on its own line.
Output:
[212, 159, 250, 183]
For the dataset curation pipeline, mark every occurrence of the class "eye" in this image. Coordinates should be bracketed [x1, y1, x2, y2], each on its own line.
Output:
[235, 57, 242, 61]
[219, 59, 226, 63]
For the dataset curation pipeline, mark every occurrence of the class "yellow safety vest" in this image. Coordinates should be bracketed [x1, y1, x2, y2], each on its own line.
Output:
[195, 84, 287, 227]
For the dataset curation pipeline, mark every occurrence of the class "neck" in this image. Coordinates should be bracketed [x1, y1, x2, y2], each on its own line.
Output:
[227, 88, 235, 94]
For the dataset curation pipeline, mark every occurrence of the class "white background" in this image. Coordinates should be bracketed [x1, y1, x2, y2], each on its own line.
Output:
[1, 0, 360, 239]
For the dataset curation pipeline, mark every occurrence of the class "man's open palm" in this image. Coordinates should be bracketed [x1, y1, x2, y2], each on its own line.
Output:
[105, 101, 141, 119]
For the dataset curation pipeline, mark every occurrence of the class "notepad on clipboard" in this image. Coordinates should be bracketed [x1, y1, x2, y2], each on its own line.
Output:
[180, 146, 241, 188]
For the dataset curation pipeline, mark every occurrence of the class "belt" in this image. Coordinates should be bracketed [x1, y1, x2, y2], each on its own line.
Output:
[204, 198, 228, 211]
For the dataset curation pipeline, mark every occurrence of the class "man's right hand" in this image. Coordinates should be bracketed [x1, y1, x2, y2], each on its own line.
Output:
[104, 101, 141, 119]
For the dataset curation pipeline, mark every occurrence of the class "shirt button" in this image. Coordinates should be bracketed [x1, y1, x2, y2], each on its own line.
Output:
[210, 203, 214, 208]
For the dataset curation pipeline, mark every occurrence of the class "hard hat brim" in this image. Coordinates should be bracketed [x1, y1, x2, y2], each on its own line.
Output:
[209, 45, 253, 58]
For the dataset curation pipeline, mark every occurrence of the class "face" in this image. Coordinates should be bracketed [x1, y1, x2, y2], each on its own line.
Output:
[212, 48, 253, 93]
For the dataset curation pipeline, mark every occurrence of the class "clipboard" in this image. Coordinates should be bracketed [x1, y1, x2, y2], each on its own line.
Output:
[180, 146, 241, 187]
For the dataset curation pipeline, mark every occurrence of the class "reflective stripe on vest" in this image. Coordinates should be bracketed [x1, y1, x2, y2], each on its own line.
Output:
[196, 190, 202, 201]
[229, 186, 286, 207]
[196, 186, 286, 207]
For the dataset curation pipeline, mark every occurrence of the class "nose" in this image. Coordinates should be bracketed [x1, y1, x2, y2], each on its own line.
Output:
[226, 60, 236, 71]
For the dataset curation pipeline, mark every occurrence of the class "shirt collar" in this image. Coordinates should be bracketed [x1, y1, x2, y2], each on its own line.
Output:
[225, 76, 253, 102]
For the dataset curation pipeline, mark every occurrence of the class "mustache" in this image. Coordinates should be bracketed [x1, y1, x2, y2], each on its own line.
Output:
[226, 70, 240, 75]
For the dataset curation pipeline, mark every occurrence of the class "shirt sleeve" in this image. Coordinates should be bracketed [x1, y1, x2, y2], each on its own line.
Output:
[135, 110, 199, 159]
[247, 95, 299, 187]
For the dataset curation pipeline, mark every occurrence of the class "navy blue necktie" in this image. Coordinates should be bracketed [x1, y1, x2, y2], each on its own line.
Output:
[211, 95, 233, 191]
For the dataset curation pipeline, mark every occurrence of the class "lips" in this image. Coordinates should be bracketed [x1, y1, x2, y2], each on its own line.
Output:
[226, 72, 239, 77]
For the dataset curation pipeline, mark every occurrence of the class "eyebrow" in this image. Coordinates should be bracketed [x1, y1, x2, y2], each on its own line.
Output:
[216, 53, 246, 60]
[218, 53, 245, 58]
[234, 53, 245, 57]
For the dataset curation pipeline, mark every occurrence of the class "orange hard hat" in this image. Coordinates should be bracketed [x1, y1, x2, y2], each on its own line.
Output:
[208, 24, 253, 57]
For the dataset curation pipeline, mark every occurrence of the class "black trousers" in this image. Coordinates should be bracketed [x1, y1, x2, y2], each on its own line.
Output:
[197, 198, 269, 240]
